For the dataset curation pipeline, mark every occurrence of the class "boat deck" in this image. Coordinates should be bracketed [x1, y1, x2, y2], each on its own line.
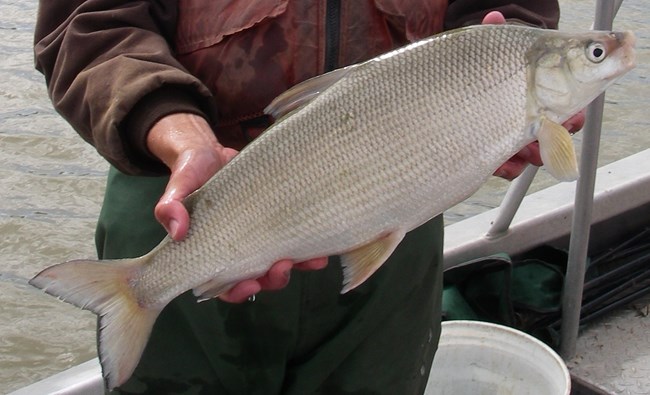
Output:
[568, 294, 650, 395]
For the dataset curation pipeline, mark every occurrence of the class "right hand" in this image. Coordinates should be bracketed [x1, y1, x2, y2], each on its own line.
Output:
[147, 113, 238, 241]
[147, 113, 328, 303]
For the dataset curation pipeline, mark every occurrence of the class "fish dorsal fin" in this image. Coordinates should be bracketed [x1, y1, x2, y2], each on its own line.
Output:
[536, 116, 579, 181]
[340, 230, 405, 294]
[264, 65, 357, 119]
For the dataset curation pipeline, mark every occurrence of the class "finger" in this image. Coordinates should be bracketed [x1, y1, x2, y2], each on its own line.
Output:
[494, 156, 529, 180]
[517, 142, 542, 167]
[154, 153, 203, 241]
[221, 147, 239, 163]
[563, 109, 586, 134]
[154, 197, 190, 241]
[482, 11, 506, 25]
[154, 147, 239, 241]
[218, 280, 262, 304]
[256, 260, 293, 291]
[294, 257, 329, 271]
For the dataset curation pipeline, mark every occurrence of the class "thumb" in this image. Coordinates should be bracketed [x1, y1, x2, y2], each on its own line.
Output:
[154, 146, 238, 240]
[147, 113, 238, 240]
[154, 151, 203, 240]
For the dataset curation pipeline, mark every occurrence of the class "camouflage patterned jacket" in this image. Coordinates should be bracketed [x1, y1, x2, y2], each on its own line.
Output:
[34, 0, 559, 175]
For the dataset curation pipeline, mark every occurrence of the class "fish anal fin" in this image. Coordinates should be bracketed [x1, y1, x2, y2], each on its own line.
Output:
[29, 258, 160, 390]
[264, 65, 357, 120]
[340, 230, 405, 294]
[537, 117, 579, 181]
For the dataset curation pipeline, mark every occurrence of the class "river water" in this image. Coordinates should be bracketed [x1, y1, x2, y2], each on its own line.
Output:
[0, 0, 647, 392]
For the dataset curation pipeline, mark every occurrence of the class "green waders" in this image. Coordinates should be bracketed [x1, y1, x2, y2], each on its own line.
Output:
[98, 166, 444, 395]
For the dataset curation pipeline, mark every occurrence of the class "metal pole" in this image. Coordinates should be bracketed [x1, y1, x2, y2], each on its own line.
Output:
[486, 165, 538, 238]
[560, 0, 618, 359]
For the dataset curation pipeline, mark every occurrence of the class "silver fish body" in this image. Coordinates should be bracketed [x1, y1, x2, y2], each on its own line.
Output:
[30, 24, 636, 389]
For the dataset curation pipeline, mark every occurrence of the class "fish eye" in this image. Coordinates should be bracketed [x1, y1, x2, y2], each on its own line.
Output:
[586, 42, 606, 63]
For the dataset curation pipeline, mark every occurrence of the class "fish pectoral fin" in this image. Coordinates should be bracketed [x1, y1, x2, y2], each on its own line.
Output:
[264, 65, 357, 120]
[340, 230, 406, 294]
[193, 278, 236, 302]
[536, 117, 579, 181]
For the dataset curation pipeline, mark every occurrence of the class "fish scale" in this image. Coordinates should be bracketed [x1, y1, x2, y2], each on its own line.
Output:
[29, 24, 636, 390]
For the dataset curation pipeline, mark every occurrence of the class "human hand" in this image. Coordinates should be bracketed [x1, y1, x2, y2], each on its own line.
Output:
[147, 113, 328, 303]
[494, 111, 585, 180]
[218, 257, 329, 303]
[147, 113, 238, 240]
[480, 12, 585, 180]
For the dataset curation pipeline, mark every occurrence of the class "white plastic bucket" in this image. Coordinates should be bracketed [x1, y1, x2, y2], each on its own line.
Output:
[427, 320, 570, 395]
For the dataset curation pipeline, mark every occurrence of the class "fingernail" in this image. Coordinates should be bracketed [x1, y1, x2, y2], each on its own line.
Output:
[494, 168, 508, 179]
[168, 219, 180, 239]
[283, 269, 291, 284]
[565, 122, 576, 134]
[567, 122, 582, 134]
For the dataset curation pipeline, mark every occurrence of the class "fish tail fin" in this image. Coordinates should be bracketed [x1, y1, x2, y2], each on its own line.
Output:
[29, 257, 161, 390]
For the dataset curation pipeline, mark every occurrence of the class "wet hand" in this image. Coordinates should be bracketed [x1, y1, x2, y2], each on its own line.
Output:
[147, 113, 238, 240]
[147, 113, 328, 303]
[495, 108, 585, 180]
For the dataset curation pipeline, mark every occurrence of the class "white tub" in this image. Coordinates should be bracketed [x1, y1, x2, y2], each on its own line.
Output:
[427, 320, 570, 395]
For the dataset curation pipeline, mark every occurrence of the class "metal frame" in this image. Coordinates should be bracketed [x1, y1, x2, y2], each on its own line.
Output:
[560, 0, 624, 359]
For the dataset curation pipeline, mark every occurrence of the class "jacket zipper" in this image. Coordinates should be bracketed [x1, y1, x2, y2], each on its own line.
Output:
[324, 0, 341, 72]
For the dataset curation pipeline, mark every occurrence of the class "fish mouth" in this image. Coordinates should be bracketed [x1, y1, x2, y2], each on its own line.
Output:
[612, 31, 637, 70]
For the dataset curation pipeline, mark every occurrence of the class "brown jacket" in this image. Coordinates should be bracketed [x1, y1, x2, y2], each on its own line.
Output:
[34, 0, 559, 175]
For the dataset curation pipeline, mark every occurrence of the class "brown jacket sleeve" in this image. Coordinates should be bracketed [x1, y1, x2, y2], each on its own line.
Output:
[36, 0, 559, 175]
[34, 0, 216, 175]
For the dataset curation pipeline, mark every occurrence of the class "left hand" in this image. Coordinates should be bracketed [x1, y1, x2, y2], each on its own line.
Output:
[147, 113, 328, 304]
[481, 11, 586, 180]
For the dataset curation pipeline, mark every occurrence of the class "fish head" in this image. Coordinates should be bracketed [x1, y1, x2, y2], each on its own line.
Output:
[528, 30, 636, 124]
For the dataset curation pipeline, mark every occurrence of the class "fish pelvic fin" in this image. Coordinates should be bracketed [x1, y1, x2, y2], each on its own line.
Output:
[536, 116, 579, 181]
[29, 257, 160, 390]
[340, 230, 405, 294]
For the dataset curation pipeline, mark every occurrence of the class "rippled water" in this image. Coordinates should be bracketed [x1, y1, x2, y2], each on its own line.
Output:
[0, 0, 648, 392]
[0, 0, 105, 390]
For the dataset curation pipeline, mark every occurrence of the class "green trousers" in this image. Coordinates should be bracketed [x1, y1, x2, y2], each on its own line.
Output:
[97, 167, 444, 395]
